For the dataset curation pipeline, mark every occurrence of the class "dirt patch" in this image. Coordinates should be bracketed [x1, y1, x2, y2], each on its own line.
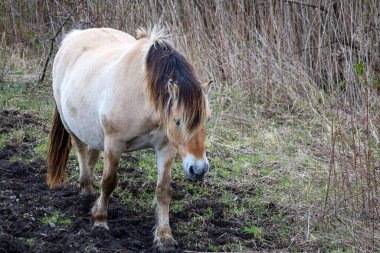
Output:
[0, 155, 156, 253]
[0, 109, 47, 134]
[0, 109, 280, 252]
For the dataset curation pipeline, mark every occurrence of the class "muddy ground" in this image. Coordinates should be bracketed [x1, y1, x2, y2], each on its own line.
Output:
[0, 109, 260, 253]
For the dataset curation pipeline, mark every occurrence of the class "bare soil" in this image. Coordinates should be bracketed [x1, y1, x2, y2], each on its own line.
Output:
[0, 109, 258, 253]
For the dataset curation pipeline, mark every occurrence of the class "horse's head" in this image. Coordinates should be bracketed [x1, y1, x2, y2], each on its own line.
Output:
[145, 38, 212, 180]
[165, 79, 212, 181]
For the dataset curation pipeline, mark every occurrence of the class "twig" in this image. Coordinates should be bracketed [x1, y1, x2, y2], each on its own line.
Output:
[323, 119, 335, 219]
[284, 0, 329, 14]
[294, 39, 360, 55]
[306, 209, 311, 241]
[37, 9, 75, 86]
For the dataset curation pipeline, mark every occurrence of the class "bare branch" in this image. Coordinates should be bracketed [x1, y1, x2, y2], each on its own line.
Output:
[284, 0, 330, 14]
[37, 9, 75, 86]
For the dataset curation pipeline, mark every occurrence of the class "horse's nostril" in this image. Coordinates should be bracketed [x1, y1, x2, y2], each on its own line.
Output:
[189, 165, 195, 176]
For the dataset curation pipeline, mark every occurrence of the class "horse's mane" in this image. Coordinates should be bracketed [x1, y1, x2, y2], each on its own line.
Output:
[141, 27, 207, 138]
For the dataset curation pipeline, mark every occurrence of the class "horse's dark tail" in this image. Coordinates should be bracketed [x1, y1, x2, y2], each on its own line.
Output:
[47, 106, 72, 188]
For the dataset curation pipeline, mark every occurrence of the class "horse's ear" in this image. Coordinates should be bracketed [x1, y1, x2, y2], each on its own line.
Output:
[168, 79, 179, 100]
[202, 80, 213, 94]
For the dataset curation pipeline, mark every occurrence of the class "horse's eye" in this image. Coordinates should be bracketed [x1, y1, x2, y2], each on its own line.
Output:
[175, 119, 180, 127]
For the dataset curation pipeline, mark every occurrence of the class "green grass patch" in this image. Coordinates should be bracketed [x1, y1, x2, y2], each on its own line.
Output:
[172, 203, 185, 213]
[242, 226, 263, 238]
[1, 82, 53, 114]
[25, 238, 36, 247]
[259, 167, 270, 176]
[42, 211, 72, 225]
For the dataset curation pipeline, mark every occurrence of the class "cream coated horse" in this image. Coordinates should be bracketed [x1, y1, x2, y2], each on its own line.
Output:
[47, 27, 211, 251]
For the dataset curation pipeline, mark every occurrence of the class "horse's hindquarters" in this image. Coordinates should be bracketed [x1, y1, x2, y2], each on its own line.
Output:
[52, 29, 136, 150]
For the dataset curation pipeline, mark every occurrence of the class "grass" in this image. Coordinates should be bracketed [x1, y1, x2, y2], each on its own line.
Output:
[0, 81, 53, 115]
[25, 238, 35, 247]
[42, 211, 72, 225]
[242, 226, 263, 238]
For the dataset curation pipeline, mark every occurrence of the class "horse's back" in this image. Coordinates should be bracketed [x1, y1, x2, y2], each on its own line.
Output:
[61, 28, 136, 49]
[54, 28, 136, 77]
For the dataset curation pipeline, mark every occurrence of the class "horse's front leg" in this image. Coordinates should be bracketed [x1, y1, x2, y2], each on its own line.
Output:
[92, 138, 122, 229]
[154, 145, 177, 250]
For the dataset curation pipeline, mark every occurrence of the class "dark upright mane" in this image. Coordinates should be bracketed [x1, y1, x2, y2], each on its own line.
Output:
[145, 40, 207, 136]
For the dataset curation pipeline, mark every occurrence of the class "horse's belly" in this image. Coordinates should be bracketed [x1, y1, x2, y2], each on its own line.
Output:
[61, 100, 105, 150]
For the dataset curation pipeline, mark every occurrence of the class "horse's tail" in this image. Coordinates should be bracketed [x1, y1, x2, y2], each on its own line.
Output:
[47, 106, 72, 188]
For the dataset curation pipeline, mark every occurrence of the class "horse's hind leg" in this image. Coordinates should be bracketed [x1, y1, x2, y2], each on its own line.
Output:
[92, 137, 122, 229]
[71, 135, 100, 196]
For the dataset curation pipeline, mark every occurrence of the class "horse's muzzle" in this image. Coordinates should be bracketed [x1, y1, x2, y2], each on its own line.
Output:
[186, 163, 209, 181]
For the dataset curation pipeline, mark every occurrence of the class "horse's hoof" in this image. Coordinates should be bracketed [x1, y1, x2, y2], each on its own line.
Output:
[154, 236, 178, 252]
[93, 220, 109, 230]
[79, 182, 96, 196]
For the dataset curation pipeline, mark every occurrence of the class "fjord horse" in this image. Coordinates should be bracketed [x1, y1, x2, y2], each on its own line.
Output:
[47, 27, 211, 250]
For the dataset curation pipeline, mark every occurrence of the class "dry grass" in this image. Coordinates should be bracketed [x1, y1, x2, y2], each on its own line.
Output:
[1, 0, 379, 251]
